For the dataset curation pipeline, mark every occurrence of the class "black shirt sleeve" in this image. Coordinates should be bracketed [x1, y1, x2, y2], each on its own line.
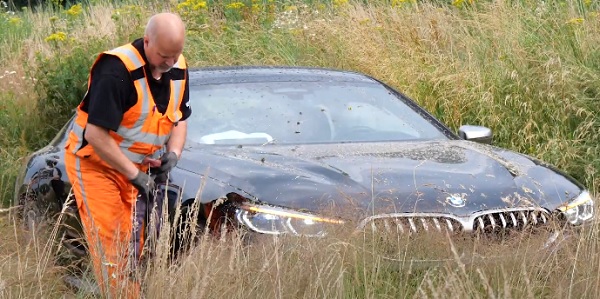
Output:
[179, 68, 192, 122]
[86, 55, 136, 132]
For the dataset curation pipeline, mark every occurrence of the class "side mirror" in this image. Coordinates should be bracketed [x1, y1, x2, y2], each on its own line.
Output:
[458, 125, 493, 144]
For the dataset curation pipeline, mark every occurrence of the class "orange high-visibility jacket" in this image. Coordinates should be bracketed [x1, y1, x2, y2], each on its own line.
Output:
[65, 43, 187, 169]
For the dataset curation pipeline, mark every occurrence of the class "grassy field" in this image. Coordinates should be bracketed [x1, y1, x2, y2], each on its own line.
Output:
[0, 0, 599, 297]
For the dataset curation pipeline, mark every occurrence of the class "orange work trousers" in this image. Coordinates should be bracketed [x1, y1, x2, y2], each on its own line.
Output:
[65, 149, 145, 299]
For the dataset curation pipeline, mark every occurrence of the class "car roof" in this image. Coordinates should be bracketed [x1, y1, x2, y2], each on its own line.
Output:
[187, 66, 379, 85]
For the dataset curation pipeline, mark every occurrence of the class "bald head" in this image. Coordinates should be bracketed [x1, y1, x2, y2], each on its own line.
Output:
[145, 13, 185, 45]
[143, 13, 186, 76]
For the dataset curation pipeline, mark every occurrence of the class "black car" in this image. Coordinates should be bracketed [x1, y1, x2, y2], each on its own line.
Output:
[13, 66, 595, 260]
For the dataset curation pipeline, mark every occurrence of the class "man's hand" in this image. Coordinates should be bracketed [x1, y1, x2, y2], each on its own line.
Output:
[130, 170, 156, 197]
[151, 152, 178, 175]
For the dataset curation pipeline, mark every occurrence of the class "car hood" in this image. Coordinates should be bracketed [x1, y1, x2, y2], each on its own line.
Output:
[177, 140, 583, 219]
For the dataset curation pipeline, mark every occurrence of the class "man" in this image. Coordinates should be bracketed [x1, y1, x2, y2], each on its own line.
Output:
[64, 12, 191, 298]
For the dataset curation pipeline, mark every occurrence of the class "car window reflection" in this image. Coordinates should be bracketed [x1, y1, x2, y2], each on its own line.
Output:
[187, 81, 448, 145]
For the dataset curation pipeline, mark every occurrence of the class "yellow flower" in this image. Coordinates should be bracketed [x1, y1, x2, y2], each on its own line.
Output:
[49, 16, 59, 23]
[176, 0, 191, 10]
[45, 31, 67, 42]
[193, 1, 207, 10]
[251, 2, 261, 14]
[226, 2, 245, 9]
[66, 4, 82, 17]
[452, 0, 474, 7]
[8, 17, 22, 25]
[177, 0, 207, 10]
[176, 0, 207, 19]
[333, 0, 348, 7]
[566, 17, 584, 25]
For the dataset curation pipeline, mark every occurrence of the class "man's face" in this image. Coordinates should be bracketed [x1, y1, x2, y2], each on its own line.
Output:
[144, 36, 183, 74]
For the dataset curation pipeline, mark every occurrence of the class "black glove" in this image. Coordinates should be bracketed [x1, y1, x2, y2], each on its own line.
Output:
[130, 170, 156, 197]
[150, 151, 178, 175]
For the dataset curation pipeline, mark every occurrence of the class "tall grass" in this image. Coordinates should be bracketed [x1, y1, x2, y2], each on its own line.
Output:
[0, 0, 599, 297]
[2, 192, 600, 298]
[0, 208, 71, 297]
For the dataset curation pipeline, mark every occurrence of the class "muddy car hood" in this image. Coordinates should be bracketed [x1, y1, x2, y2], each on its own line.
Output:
[176, 140, 583, 219]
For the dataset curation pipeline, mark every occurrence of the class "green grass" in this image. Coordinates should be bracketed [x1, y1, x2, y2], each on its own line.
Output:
[0, 0, 599, 297]
[0, 7, 33, 63]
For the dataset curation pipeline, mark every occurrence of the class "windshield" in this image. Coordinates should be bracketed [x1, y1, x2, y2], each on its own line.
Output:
[186, 81, 448, 145]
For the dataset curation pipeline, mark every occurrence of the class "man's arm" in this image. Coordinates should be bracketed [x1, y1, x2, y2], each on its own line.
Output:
[83, 55, 142, 179]
[85, 124, 140, 179]
[167, 120, 187, 159]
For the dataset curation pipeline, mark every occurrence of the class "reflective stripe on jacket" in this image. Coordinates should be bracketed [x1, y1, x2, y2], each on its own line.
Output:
[65, 43, 187, 168]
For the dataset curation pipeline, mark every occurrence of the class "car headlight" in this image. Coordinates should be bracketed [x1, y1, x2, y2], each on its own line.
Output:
[558, 191, 595, 225]
[235, 204, 345, 237]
